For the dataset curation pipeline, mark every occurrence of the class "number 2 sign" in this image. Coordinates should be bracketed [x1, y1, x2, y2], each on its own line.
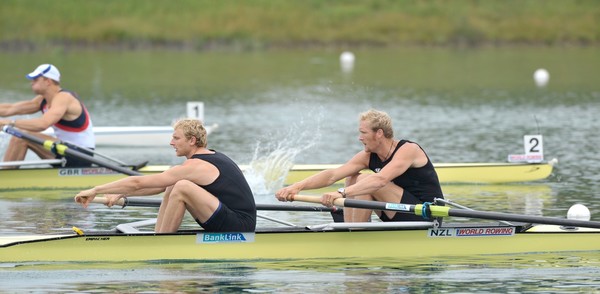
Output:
[524, 135, 543, 162]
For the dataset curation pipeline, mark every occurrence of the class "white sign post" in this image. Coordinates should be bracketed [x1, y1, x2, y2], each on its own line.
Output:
[508, 135, 544, 163]
[186, 101, 204, 122]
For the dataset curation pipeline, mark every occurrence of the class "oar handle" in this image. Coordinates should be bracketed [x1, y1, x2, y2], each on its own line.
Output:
[92, 196, 127, 207]
[289, 194, 345, 207]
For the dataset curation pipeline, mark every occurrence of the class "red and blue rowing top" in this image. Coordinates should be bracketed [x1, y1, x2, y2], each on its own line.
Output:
[39, 89, 95, 149]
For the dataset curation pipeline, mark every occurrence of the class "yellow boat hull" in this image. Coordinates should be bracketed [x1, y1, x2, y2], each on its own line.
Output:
[0, 224, 597, 263]
[282, 161, 555, 185]
[0, 161, 554, 190]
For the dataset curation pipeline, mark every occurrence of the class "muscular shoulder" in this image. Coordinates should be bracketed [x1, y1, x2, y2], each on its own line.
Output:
[53, 91, 78, 102]
[180, 158, 219, 185]
[52, 92, 82, 116]
[399, 141, 420, 153]
[349, 150, 370, 168]
[397, 141, 428, 167]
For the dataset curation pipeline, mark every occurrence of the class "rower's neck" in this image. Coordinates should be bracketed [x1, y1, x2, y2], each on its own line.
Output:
[380, 139, 396, 161]
[43, 85, 62, 100]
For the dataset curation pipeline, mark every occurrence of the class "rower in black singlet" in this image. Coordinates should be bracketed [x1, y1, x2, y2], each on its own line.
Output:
[191, 152, 256, 232]
[369, 139, 444, 221]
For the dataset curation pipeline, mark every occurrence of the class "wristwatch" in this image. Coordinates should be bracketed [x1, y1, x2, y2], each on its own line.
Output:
[337, 187, 346, 198]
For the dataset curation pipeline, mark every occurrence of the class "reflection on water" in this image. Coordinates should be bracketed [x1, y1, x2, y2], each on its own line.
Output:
[2, 252, 599, 293]
[442, 184, 554, 217]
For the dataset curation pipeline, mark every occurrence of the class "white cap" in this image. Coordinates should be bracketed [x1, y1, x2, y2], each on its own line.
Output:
[26, 64, 60, 82]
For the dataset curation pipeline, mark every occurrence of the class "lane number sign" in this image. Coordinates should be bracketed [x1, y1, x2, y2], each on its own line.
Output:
[187, 101, 204, 122]
[508, 135, 544, 163]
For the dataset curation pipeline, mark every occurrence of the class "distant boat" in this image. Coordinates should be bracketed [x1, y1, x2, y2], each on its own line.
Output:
[0, 160, 556, 191]
[42, 123, 218, 147]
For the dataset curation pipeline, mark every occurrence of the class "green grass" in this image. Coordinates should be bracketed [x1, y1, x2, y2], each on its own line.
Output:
[1, 0, 599, 51]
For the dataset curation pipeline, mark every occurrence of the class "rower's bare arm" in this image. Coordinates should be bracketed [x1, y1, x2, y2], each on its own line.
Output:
[75, 172, 177, 207]
[378, 143, 418, 180]
[343, 144, 418, 197]
[0, 98, 41, 117]
[103, 166, 190, 195]
[27, 94, 72, 131]
[297, 153, 366, 190]
[118, 187, 167, 196]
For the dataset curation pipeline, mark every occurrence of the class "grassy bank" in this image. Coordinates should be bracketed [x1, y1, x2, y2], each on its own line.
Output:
[1, 0, 599, 51]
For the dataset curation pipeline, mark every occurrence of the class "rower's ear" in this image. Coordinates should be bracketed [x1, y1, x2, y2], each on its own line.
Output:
[189, 135, 197, 145]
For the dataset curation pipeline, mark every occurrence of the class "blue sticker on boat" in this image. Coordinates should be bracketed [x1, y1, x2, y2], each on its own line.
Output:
[196, 232, 255, 244]
[385, 203, 410, 211]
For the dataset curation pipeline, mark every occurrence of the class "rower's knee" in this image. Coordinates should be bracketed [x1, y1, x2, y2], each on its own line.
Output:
[9, 137, 28, 148]
[170, 179, 206, 203]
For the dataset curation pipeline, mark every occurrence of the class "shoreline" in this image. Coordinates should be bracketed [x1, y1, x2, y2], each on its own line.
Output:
[1, 39, 598, 53]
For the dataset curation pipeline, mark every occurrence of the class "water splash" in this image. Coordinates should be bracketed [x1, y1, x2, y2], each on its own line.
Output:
[244, 110, 323, 195]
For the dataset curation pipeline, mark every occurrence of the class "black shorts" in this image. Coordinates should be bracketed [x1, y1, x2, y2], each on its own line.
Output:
[378, 190, 428, 222]
[196, 202, 255, 232]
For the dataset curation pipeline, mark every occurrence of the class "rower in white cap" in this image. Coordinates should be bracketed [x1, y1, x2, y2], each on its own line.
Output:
[0, 64, 96, 169]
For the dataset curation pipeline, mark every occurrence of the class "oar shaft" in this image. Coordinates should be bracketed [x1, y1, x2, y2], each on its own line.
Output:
[442, 207, 600, 229]
[292, 194, 600, 229]
[290, 194, 416, 213]
[3, 126, 140, 176]
[93, 196, 338, 212]
[61, 140, 128, 166]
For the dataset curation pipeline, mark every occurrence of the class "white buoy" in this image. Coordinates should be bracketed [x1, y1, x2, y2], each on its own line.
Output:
[567, 203, 591, 221]
[533, 68, 550, 88]
[340, 51, 355, 73]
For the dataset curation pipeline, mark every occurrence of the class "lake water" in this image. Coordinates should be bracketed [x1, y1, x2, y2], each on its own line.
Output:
[1, 47, 600, 292]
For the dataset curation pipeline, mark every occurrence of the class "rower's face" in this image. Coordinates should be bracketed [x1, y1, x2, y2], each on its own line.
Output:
[358, 120, 377, 152]
[30, 77, 49, 94]
[170, 128, 191, 157]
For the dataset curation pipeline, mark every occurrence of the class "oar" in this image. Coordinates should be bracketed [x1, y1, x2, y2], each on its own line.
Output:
[290, 194, 600, 229]
[92, 196, 338, 212]
[2, 125, 141, 176]
[59, 140, 150, 171]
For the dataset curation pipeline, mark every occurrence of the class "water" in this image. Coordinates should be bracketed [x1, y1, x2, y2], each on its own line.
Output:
[1, 47, 600, 292]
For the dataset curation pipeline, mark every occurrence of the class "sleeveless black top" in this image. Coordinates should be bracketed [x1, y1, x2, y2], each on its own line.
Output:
[368, 140, 443, 202]
[191, 152, 256, 224]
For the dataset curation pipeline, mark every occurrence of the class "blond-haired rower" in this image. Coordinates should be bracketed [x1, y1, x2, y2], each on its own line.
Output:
[75, 119, 256, 233]
[276, 109, 443, 222]
[0, 64, 95, 168]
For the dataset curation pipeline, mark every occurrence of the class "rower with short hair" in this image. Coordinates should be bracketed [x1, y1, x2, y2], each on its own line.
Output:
[0, 64, 95, 169]
[75, 118, 257, 233]
[276, 109, 444, 222]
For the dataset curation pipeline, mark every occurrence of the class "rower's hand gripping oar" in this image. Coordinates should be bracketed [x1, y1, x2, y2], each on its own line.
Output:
[2, 125, 141, 176]
[290, 194, 600, 229]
